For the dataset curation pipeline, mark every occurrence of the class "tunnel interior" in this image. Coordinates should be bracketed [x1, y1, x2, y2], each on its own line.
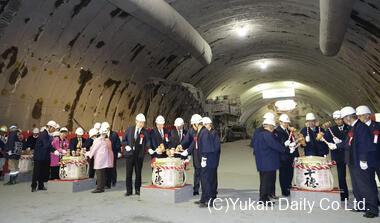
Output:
[0, 0, 379, 132]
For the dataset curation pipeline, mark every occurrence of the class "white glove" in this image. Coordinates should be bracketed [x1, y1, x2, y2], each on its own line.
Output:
[289, 142, 296, 153]
[7, 151, 12, 156]
[333, 137, 342, 144]
[148, 149, 155, 155]
[61, 149, 67, 155]
[54, 150, 60, 156]
[180, 150, 189, 157]
[305, 136, 310, 142]
[327, 143, 337, 150]
[360, 161, 368, 170]
[201, 157, 207, 168]
[125, 146, 132, 152]
[284, 140, 291, 147]
[26, 147, 31, 151]
[117, 152, 122, 158]
[85, 151, 90, 157]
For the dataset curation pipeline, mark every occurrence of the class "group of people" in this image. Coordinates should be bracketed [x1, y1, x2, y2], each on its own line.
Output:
[0, 113, 221, 207]
[252, 105, 380, 218]
[122, 113, 221, 208]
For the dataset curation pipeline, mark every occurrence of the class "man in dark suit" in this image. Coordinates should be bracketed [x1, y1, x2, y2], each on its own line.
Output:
[274, 114, 298, 197]
[149, 115, 170, 158]
[69, 127, 86, 152]
[31, 121, 56, 192]
[123, 113, 150, 196]
[169, 117, 187, 149]
[324, 110, 350, 201]
[252, 117, 288, 206]
[341, 106, 378, 218]
[301, 113, 328, 156]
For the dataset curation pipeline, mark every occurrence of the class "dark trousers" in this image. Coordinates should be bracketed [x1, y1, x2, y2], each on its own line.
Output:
[200, 167, 218, 203]
[349, 165, 379, 215]
[271, 171, 276, 196]
[88, 158, 95, 178]
[193, 167, 201, 193]
[95, 168, 106, 191]
[125, 156, 144, 194]
[279, 159, 293, 196]
[259, 171, 276, 202]
[106, 158, 117, 187]
[336, 162, 349, 200]
[31, 160, 50, 189]
[49, 166, 60, 180]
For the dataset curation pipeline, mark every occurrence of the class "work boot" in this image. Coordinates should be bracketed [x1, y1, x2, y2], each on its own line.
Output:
[4, 175, 13, 185]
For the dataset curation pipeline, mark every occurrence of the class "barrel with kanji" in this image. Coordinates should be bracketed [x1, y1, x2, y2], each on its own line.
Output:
[151, 157, 186, 188]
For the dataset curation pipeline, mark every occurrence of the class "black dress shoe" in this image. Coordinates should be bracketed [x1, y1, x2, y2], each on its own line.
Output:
[199, 203, 208, 208]
[194, 200, 205, 205]
[135, 191, 140, 195]
[91, 189, 105, 193]
[193, 192, 199, 196]
[363, 212, 378, 218]
[105, 186, 111, 189]
[350, 209, 365, 213]
[37, 187, 47, 191]
[31, 188, 37, 192]
[125, 192, 132, 196]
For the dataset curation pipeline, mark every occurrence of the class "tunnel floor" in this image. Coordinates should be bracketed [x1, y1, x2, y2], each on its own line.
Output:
[0, 140, 378, 223]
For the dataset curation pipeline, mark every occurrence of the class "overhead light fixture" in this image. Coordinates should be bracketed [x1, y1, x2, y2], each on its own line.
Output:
[236, 25, 249, 37]
[258, 61, 268, 70]
[262, 88, 295, 99]
[275, 99, 297, 111]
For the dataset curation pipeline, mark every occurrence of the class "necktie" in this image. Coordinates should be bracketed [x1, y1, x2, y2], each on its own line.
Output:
[179, 130, 182, 141]
[160, 129, 163, 138]
[135, 128, 139, 140]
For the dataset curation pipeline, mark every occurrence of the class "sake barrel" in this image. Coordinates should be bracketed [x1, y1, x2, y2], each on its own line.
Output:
[59, 156, 88, 180]
[293, 156, 335, 191]
[152, 157, 186, 188]
[18, 155, 33, 173]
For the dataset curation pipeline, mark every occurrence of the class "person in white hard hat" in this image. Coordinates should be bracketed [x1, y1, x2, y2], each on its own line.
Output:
[149, 115, 170, 159]
[323, 110, 350, 201]
[84, 128, 99, 178]
[356, 105, 380, 201]
[31, 120, 57, 192]
[300, 113, 328, 156]
[169, 117, 187, 149]
[252, 118, 288, 206]
[50, 127, 69, 180]
[340, 106, 379, 218]
[179, 114, 203, 197]
[273, 114, 298, 197]
[200, 117, 221, 204]
[122, 113, 150, 196]
[69, 127, 86, 153]
[25, 128, 40, 152]
[0, 125, 7, 181]
[86, 125, 114, 193]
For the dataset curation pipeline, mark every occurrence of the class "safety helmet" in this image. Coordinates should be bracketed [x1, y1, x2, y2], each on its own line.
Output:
[135, 113, 146, 122]
[0, 125, 8, 132]
[101, 122, 110, 130]
[75, 127, 84, 136]
[155, 115, 165, 125]
[93, 122, 101, 130]
[190, 114, 203, 125]
[202, 117, 212, 125]
[279, 114, 290, 123]
[46, 120, 57, 128]
[32, 128, 40, 134]
[332, 110, 342, 119]
[60, 127, 68, 133]
[89, 128, 99, 138]
[263, 118, 276, 126]
[341, 106, 356, 118]
[356, 105, 372, 116]
[305, 113, 316, 121]
[263, 112, 275, 120]
[174, 118, 184, 127]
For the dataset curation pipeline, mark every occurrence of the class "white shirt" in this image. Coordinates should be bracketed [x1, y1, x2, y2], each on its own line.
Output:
[365, 120, 372, 126]
[351, 119, 358, 127]
[134, 128, 140, 139]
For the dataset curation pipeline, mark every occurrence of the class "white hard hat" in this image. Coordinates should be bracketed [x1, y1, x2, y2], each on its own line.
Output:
[93, 122, 101, 130]
[75, 127, 84, 136]
[89, 128, 99, 138]
[155, 115, 165, 125]
[52, 131, 60, 137]
[174, 118, 184, 127]
[60, 127, 68, 133]
[32, 128, 39, 134]
[40, 126, 46, 132]
[305, 113, 316, 121]
[263, 118, 276, 126]
[101, 122, 110, 130]
[332, 110, 342, 119]
[190, 114, 203, 124]
[99, 126, 109, 135]
[9, 125, 18, 131]
[263, 112, 275, 120]
[0, 125, 8, 132]
[202, 117, 212, 125]
[279, 114, 290, 123]
[136, 113, 146, 122]
[356, 105, 372, 116]
[341, 106, 356, 118]
[55, 123, 60, 129]
[46, 120, 57, 128]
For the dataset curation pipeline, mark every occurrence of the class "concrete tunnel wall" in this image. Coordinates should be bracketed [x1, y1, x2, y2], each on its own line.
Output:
[0, 0, 379, 132]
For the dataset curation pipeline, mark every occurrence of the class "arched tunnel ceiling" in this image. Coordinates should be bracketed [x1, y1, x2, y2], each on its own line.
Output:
[0, 0, 379, 130]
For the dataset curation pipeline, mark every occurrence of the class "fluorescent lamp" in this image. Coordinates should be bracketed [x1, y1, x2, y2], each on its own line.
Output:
[236, 25, 249, 37]
[262, 88, 295, 99]
[275, 99, 297, 111]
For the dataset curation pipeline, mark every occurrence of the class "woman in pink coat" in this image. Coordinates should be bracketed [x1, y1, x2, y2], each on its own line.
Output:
[50, 127, 69, 180]
[87, 126, 114, 193]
